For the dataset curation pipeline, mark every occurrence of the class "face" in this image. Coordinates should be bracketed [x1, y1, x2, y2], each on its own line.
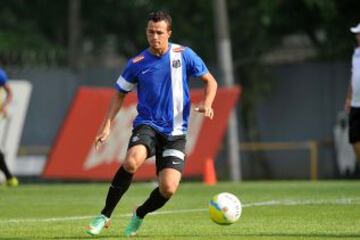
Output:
[146, 20, 172, 52]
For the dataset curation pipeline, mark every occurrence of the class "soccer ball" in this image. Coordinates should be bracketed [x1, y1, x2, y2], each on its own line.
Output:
[208, 192, 242, 225]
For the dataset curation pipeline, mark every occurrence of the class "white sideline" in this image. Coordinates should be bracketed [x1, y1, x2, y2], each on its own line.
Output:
[0, 197, 359, 224]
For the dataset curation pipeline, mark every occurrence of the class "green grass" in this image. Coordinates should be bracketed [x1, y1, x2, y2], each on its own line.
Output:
[0, 181, 360, 239]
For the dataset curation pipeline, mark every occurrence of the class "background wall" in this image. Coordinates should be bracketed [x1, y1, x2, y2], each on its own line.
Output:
[10, 61, 351, 179]
[238, 62, 350, 179]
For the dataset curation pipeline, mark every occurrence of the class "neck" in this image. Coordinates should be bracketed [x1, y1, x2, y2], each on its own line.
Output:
[149, 43, 169, 56]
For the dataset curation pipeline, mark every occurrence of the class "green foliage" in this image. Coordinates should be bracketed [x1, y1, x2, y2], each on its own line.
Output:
[0, 0, 359, 65]
[0, 0, 67, 65]
[223, 0, 360, 140]
[80, 0, 214, 59]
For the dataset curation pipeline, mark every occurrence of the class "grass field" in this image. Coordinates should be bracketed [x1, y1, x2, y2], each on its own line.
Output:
[0, 181, 360, 239]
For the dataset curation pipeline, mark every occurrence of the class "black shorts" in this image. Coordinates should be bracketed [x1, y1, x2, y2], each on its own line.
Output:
[128, 124, 186, 174]
[349, 107, 360, 143]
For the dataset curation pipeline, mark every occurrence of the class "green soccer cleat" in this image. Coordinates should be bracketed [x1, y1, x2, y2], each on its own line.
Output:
[85, 214, 111, 236]
[124, 211, 143, 237]
[6, 177, 19, 187]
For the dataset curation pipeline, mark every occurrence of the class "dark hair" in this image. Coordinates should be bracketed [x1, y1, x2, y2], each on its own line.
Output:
[148, 11, 172, 30]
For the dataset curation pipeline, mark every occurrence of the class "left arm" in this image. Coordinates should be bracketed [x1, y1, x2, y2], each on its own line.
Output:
[194, 72, 218, 119]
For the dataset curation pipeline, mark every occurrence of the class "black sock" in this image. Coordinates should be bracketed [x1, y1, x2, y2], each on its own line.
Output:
[101, 166, 133, 218]
[0, 151, 12, 179]
[136, 187, 169, 219]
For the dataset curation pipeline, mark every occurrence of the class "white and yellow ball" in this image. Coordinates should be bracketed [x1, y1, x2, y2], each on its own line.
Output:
[208, 192, 242, 225]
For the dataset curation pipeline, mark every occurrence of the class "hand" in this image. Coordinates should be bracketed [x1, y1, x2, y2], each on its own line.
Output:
[95, 130, 109, 150]
[94, 122, 111, 150]
[194, 105, 214, 119]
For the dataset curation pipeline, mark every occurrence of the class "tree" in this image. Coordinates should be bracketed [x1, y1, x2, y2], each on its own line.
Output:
[1, 0, 360, 66]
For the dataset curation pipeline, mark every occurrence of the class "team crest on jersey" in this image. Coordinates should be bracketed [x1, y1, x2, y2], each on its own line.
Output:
[132, 55, 145, 63]
[172, 59, 181, 68]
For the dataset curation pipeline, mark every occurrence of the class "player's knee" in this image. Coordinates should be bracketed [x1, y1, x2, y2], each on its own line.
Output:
[123, 156, 141, 173]
[159, 182, 178, 198]
[123, 147, 147, 173]
[123, 164, 135, 174]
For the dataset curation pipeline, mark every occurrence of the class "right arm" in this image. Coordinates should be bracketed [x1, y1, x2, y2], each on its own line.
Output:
[95, 92, 126, 150]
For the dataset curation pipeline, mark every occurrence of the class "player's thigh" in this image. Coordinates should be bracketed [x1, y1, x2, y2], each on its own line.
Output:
[158, 168, 182, 197]
[124, 125, 157, 172]
[124, 144, 148, 170]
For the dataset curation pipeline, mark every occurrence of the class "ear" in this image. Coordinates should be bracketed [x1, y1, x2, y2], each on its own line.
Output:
[168, 30, 172, 38]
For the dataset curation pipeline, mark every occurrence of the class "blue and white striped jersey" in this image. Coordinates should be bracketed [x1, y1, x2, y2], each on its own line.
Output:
[115, 43, 209, 136]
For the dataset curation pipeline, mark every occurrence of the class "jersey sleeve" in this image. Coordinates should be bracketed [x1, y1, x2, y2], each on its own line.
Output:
[183, 47, 209, 78]
[0, 69, 8, 86]
[114, 59, 138, 93]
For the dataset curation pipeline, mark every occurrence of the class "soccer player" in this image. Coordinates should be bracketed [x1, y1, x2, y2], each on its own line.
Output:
[345, 22, 360, 178]
[86, 11, 217, 237]
[0, 66, 19, 187]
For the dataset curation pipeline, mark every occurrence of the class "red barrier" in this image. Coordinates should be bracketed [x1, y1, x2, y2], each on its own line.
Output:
[43, 87, 241, 180]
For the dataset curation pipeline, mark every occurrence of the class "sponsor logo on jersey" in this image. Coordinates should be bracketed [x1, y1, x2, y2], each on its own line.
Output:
[132, 55, 145, 63]
[173, 46, 185, 52]
[141, 68, 151, 74]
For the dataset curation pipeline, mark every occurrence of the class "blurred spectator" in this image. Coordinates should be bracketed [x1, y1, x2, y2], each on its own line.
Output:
[0, 66, 19, 186]
[344, 22, 360, 178]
